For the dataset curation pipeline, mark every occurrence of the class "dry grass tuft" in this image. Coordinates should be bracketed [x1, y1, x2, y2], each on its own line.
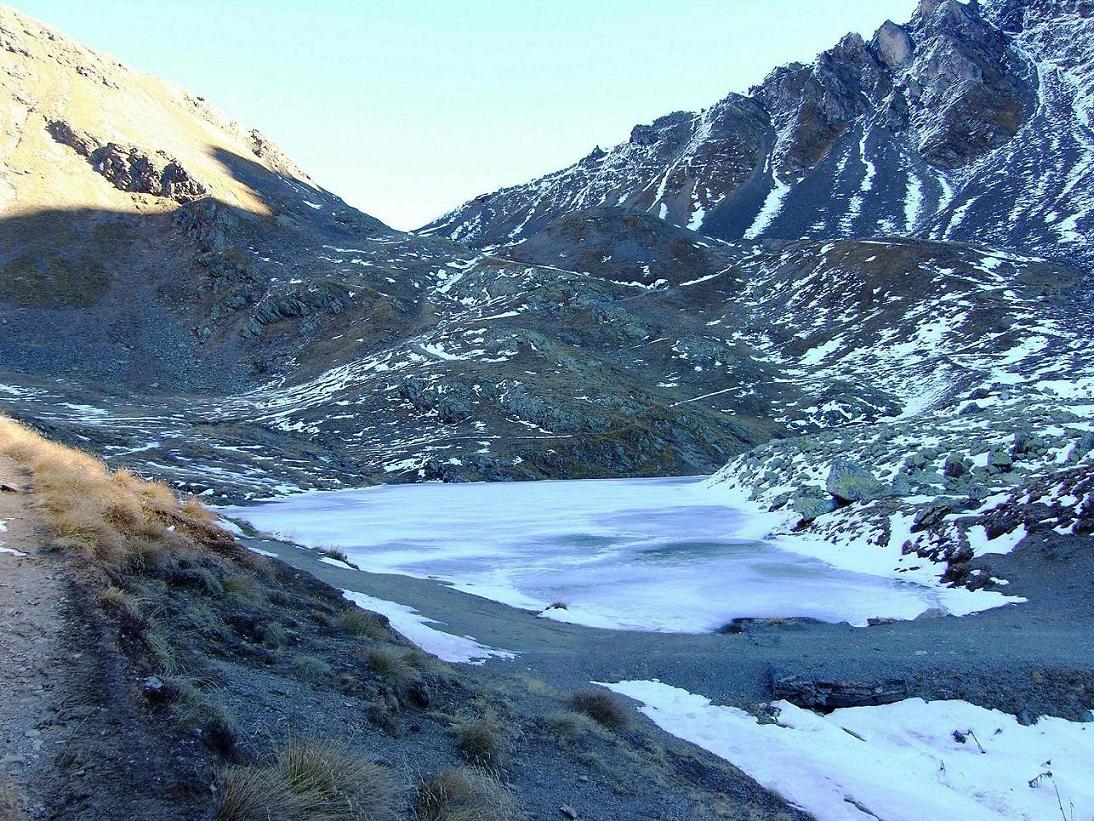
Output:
[222, 574, 260, 598]
[0, 414, 240, 567]
[289, 654, 332, 682]
[215, 741, 398, 821]
[338, 607, 389, 640]
[546, 709, 598, 740]
[364, 646, 420, 691]
[214, 765, 304, 821]
[97, 584, 141, 620]
[570, 688, 631, 731]
[453, 715, 508, 767]
[173, 680, 238, 755]
[416, 767, 519, 821]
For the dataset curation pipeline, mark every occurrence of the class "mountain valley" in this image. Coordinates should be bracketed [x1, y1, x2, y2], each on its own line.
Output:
[0, 1, 1091, 819]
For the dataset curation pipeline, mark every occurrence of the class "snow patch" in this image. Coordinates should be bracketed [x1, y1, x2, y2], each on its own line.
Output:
[601, 680, 1094, 821]
[340, 590, 515, 665]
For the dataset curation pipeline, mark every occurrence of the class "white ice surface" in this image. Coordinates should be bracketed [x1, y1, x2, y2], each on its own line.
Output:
[340, 590, 515, 665]
[602, 680, 1094, 821]
[222, 477, 1013, 632]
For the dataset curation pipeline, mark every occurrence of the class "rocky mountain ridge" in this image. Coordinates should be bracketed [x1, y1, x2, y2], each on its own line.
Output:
[422, 0, 1093, 268]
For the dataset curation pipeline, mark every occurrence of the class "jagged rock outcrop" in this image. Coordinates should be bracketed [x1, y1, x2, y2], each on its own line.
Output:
[774, 676, 910, 710]
[423, 0, 1092, 268]
[47, 120, 208, 202]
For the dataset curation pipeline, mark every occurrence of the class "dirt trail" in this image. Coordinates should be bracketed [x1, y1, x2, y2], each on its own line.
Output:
[0, 456, 69, 818]
[0, 457, 209, 820]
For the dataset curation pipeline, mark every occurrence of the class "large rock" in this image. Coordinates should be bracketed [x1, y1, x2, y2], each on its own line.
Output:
[46, 120, 208, 203]
[825, 459, 887, 503]
[774, 676, 909, 710]
[791, 486, 838, 522]
[872, 20, 914, 70]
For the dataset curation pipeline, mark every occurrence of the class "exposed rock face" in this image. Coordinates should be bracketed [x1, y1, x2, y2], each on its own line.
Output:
[45, 120, 98, 157]
[47, 121, 208, 202]
[91, 143, 208, 202]
[826, 459, 888, 503]
[424, 0, 1092, 268]
[774, 676, 910, 710]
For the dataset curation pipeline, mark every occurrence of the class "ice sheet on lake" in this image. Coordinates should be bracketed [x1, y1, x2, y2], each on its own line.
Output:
[601, 679, 1094, 821]
[222, 477, 1012, 633]
[341, 590, 515, 664]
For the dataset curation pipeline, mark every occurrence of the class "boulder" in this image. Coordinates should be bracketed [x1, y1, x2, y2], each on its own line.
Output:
[825, 459, 886, 503]
[774, 675, 909, 710]
[943, 454, 969, 478]
[988, 448, 1013, 470]
[873, 20, 914, 70]
[791, 486, 838, 522]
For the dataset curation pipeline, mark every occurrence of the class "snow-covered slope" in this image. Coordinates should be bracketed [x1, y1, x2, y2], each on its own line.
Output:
[422, 0, 1093, 268]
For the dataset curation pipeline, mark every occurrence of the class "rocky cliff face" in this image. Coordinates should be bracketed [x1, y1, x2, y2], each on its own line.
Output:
[422, 0, 1092, 268]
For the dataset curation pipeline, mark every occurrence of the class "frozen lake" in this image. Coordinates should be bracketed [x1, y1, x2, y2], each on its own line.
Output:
[222, 476, 956, 632]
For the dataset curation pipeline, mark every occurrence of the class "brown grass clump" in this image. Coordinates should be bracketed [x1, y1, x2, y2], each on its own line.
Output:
[416, 767, 519, 821]
[365, 646, 420, 691]
[97, 584, 141, 620]
[214, 765, 304, 821]
[338, 607, 389, 640]
[215, 741, 398, 821]
[289, 654, 332, 682]
[546, 710, 597, 741]
[570, 688, 631, 731]
[0, 414, 241, 566]
[453, 715, 508, 767]
[222, 574, 260, 598]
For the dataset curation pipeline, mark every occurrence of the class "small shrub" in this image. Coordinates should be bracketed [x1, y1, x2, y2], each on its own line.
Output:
[290, 654, 332, 682]
[276, 742, 398, 820]
[321, 547, 351, 564]
[98, 584, 141, 619]
[570, 688, 630, 730]
[454, 715, 508, 767]
[416, 767, 519, 821]
[222, 574, 260, 598]
[338, 608, 389, 639]
[365, 646, 419, 690]
[546, 710, 596, 740]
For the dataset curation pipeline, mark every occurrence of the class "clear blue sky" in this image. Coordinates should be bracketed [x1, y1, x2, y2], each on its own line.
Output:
[16, 0, 916, 229]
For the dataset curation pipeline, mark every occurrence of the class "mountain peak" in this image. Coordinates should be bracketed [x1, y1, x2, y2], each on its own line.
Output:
[421, 0, 1091, 269]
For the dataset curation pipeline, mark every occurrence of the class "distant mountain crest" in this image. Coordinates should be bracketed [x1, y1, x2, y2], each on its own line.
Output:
[421, 0, 1093, 267]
